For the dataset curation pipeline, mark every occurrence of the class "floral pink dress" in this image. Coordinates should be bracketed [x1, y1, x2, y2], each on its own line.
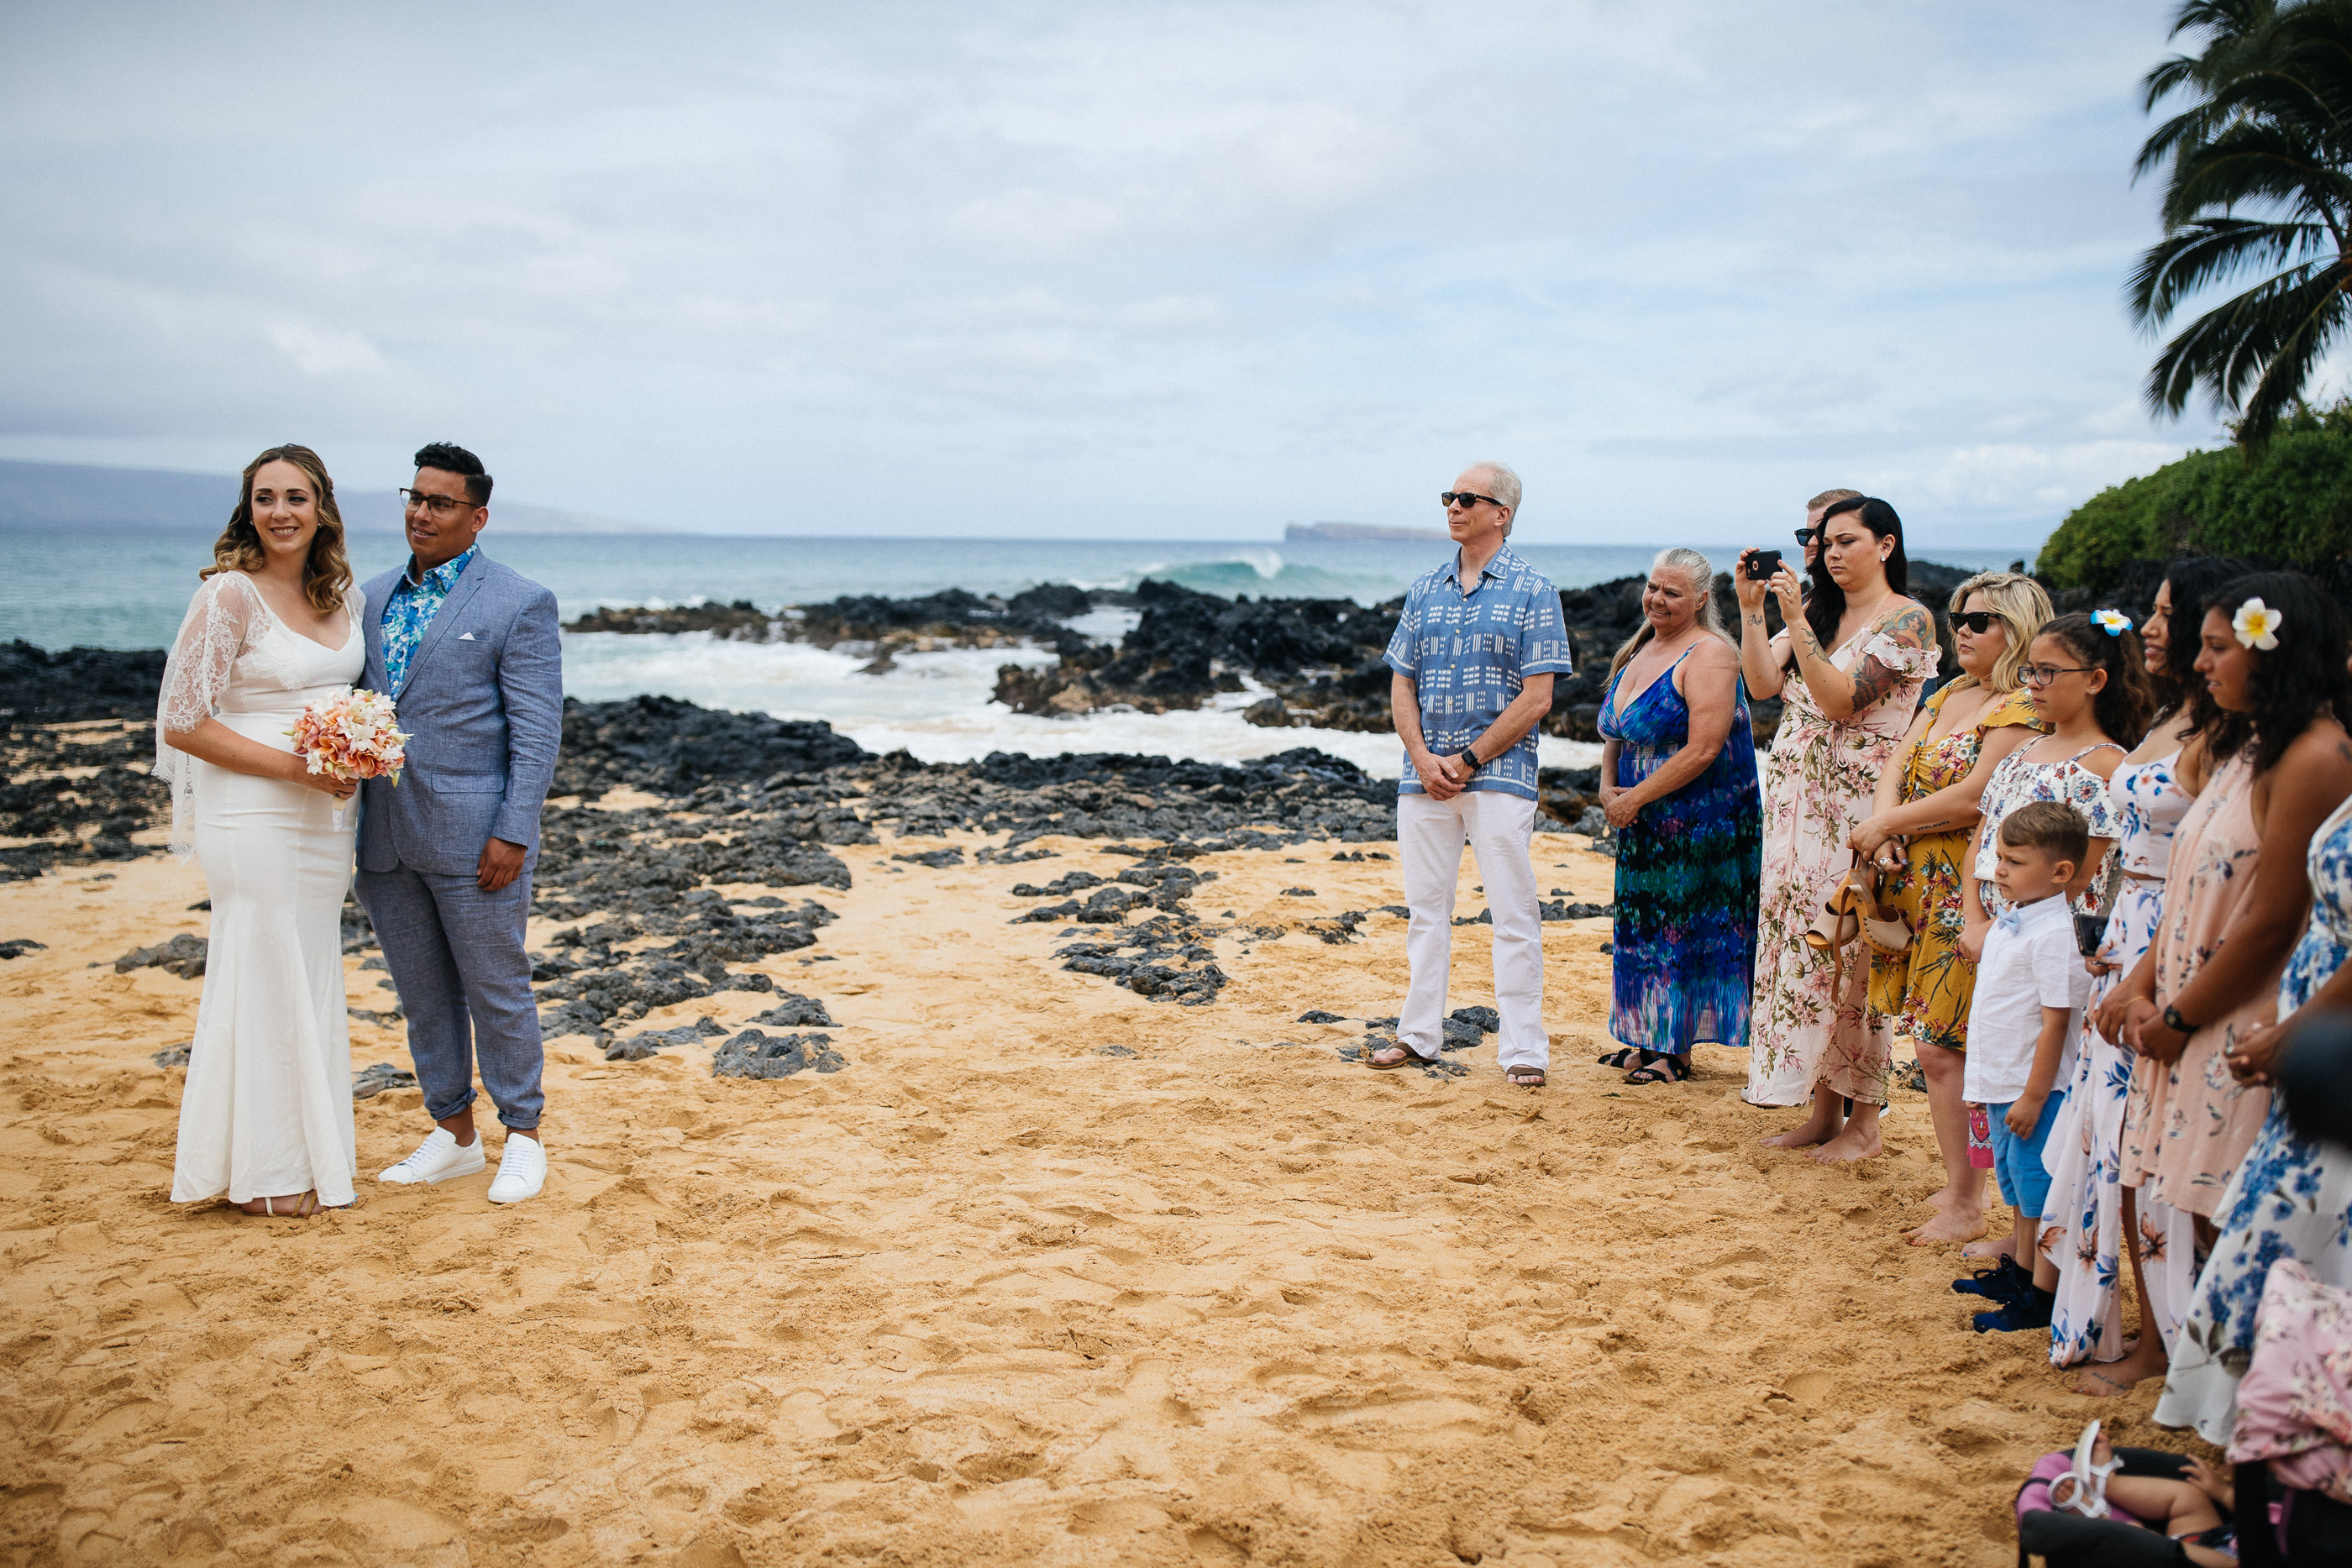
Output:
[2118, 755, 2279, 1219]
[1744, 623, 1939, 1109]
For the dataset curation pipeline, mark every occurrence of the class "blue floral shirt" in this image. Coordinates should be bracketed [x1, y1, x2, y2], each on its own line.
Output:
[1383, 543, 1574, 800]
[381, 547, 475, 696]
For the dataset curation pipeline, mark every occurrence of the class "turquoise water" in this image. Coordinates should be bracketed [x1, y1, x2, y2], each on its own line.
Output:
[1, 530, 2026, 651]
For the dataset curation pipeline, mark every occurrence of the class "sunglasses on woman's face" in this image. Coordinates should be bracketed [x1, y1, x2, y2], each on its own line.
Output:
[1952, 611, 1999, 634]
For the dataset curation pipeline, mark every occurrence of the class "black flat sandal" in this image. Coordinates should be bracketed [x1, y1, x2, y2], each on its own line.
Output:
[1596, 1046, 1642, 1068]
[1624, 1054, 1691, 1085]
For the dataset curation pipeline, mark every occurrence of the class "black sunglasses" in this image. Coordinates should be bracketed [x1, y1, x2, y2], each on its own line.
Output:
[1953, 611, 2001, 634]
[1793, 527, 1815, 544]
[1441, 490, 1502, 510]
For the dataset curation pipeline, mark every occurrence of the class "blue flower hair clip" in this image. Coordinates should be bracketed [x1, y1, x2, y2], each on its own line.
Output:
[2091, 609, 2130, 637]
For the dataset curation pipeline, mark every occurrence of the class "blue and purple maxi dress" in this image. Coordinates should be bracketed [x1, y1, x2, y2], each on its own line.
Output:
[1598, 648, 1764, 1054]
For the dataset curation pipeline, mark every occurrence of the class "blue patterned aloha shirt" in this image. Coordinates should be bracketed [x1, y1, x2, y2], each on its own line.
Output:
[1383, 543, 1574, 801]
[381, 547, 475, 696]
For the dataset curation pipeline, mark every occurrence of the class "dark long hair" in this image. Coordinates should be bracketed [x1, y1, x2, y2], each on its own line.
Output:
[201, 443, 352, 616]
[2037, 611, 2156, 748]
[2155, 555, 2252, 727]
[2203, 570, 2352, 776]
[1801, 496, 1910, 659]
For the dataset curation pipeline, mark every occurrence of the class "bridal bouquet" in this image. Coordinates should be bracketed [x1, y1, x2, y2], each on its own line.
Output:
[289, 688, 409, 829]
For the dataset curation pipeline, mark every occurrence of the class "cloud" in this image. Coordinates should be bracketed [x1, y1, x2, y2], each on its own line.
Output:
[0, 0, 2216, 547]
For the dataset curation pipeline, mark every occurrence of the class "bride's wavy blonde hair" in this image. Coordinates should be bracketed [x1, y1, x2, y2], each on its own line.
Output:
[200, 443, 353, 616]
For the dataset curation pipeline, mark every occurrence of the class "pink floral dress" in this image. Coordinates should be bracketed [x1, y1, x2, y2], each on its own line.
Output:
[2119, 755, 2278, 1219]
[1744, 622, 1939, 1109]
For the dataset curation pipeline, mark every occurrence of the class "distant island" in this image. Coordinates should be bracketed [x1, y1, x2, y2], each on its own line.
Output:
[1284, 520, 1447, 542]
[0, 459, 657, 536]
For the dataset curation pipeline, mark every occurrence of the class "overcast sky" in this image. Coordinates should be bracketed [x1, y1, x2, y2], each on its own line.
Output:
[0, 2, 2221, 546]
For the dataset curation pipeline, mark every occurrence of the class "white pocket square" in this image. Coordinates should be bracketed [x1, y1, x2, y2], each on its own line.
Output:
[458, 632, 476, 641]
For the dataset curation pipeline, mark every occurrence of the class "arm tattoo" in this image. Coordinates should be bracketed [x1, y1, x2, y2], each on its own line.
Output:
[1849, 656, 1903, 712]
[1746, 613, 1765, 627]
[1844, 603, 1928, 711]
[1795, 622, 1824, 658]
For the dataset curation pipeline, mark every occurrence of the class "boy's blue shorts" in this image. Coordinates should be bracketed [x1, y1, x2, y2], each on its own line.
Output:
[1987, 1091, 2066, 1218]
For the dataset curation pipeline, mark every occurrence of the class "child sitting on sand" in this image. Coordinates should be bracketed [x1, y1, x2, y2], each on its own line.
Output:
[2021, 1421, 2236, 1565]
[1955, 801, 2092, 1333]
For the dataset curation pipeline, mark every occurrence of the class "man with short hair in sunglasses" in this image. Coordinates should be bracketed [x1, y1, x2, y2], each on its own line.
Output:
[355, 442, 564, 1205]
[1373, 463, 1574, 1088]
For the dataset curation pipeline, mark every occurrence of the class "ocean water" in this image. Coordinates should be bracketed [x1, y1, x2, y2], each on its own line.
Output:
[7, 530, 2025, 776]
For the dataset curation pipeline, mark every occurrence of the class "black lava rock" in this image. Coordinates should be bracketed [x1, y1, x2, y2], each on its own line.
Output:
[352, 1062, 417, 1099]
[606, 1015, 728, 1062]
[0, 641, 167, 724]
[114, 933, 207, 979]
[712, 1029, 845, 1079]
[554, 695, 870, 800]
[748, 993, 837, 1028]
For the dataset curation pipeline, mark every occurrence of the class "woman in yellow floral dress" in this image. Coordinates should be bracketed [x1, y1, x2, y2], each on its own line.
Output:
[1852, 573, 2050, 1244]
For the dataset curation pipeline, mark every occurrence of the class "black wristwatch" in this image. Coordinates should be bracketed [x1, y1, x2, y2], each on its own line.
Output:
[1458, 749, 1483, 774]
[2162, 1004, 2197, 1036]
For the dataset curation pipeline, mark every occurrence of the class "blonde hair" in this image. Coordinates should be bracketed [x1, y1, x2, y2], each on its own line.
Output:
[1608, 548, 1729, 682]
[1806, 487, 1862, 514]
[1944, 570, 2051, 695]
[201, 443, 353, 616]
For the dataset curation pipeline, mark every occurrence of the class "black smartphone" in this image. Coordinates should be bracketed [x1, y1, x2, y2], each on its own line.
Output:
[1745, 548, 1782, 580]
[2075, 911, 2109, 958]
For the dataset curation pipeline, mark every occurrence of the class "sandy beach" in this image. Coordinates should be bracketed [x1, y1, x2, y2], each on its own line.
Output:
[0, 775, 2205, 1567]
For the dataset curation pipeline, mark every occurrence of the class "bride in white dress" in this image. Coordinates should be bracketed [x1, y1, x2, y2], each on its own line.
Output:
[157, 445, 367, 1217]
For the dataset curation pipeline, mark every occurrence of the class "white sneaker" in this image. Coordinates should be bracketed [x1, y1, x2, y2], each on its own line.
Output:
[377, 1127, 486, 1185]
[486, 1135, 548, 1205]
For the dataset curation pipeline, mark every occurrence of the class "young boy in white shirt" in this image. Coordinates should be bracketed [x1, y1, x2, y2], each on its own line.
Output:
[1958, 800, 2094, 1334]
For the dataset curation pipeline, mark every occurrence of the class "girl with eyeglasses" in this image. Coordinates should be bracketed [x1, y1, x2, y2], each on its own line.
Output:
[1935, 614, 2151, 1321]
[1847, 571, 2052, 1249]
[2042, 558, 2244, 1396]
[2097, 574, 2352, 1424]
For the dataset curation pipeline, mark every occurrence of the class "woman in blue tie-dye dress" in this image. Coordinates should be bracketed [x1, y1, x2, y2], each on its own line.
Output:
[1596, 549, 1762, 1082]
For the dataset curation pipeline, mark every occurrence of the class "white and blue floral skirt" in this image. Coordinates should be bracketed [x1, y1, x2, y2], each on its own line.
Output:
[2045, 880, 2197, 1368]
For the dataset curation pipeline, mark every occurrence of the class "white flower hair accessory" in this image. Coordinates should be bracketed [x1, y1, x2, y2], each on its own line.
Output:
[2234, 596, 2284, 652]
[2091, 609, 2130, 637]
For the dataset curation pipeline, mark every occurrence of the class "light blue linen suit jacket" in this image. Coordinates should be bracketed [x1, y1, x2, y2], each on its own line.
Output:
[357, 550, 563, 878]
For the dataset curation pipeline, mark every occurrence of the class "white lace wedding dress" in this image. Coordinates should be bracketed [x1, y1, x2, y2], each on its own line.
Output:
[157, 571, 366, 1207]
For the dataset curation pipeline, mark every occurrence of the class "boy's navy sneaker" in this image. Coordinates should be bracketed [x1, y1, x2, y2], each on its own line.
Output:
[1972, 1286, 2055, 1333]
[1952, 1256, 2034, 1304]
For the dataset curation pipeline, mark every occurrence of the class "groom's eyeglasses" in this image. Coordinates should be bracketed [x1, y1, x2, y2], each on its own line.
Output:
[399, 488, 473, 518]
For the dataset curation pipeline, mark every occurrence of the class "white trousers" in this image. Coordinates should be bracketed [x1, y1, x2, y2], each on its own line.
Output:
[1398, 789, 1547, 1070]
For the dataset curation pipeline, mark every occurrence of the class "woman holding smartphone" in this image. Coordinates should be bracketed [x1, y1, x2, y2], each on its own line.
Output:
[1735, 495, 1938, 1162]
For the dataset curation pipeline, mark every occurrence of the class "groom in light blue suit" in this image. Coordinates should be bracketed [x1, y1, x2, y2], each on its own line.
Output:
[356, 442, 563, 1205]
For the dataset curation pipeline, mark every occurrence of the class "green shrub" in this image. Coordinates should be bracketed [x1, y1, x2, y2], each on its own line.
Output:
[2037, 402, 2352, 592]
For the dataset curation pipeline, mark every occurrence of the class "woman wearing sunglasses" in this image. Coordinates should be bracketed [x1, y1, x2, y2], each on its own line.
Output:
[1848, 572, 2051, 1247]
[2044, 557, 2243, 1395]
